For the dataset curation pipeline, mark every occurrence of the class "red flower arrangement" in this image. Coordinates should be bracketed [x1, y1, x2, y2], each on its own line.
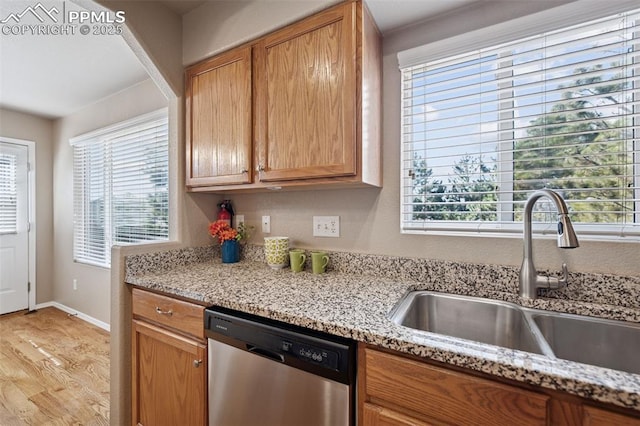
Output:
[208, 220, 238, 244]
[208, 219, 251, 245]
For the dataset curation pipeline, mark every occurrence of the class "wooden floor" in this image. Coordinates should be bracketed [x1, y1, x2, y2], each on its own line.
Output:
[0, 307, 110, 425]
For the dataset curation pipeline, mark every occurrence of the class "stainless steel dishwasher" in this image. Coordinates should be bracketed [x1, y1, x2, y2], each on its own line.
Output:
[204, 306, 356, 426]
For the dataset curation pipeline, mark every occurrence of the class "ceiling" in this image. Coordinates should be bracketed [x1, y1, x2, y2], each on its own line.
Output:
[367, 0, 476, 32]
[160, 0, 205, 15]
[0, 0, 477, 120]
[0, 0, 149, 119]
[158, 0, 479, 31]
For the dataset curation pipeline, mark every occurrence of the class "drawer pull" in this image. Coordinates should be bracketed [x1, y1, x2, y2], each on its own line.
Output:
[155, 307, 173, 316]
[193, 359, 202, 368]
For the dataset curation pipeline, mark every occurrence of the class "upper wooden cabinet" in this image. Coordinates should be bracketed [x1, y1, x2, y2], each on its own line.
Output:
[185, 0, 381, 192]
[254, 3, 356, 182]
[186, 46, 252, 187]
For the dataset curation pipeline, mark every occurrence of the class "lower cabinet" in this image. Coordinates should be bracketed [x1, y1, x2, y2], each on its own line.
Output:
[131, 288, 207, 426]
[359, 344, 640, 426]
[582, 406, 640, 426]
[360, 344, 548, 425]
[363, 403, 430, 426]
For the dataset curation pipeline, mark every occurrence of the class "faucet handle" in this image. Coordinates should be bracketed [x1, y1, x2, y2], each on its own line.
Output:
[548, 263, 570, 290]
[560, 263, 569, 284]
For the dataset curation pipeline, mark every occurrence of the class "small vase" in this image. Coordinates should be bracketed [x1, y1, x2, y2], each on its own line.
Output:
[221, 240, 240, 263]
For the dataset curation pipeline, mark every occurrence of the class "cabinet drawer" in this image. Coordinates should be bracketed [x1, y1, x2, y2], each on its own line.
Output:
[364, 348, 548, 425]
[363, 402, 429, 426]
[132, 288, 205, 340]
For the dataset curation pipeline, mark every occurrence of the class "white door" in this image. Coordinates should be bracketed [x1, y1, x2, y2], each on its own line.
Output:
[0, 141, 29, 314]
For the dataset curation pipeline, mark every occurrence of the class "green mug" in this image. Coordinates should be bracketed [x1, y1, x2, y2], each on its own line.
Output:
[289, 249, 306, 272]
[311, 251, 329, 274]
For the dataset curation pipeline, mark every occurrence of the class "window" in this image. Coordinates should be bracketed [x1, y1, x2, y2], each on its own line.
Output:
[400, 6, 640, 240]
[0, 148, 18, 234]
[71, 109, 169, 267]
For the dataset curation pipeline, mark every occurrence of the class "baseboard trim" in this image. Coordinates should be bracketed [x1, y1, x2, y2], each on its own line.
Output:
[35, 302, 110, 332]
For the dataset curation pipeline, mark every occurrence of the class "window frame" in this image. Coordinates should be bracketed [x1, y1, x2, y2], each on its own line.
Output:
[70, 108, 170, 268]
[398, 1, 640, 242]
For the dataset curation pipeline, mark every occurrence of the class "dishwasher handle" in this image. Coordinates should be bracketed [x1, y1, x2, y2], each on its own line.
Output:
[247, 345, 285, 363]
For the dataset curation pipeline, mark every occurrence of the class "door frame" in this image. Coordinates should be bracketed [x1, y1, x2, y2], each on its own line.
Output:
[0, 137, 36, 311]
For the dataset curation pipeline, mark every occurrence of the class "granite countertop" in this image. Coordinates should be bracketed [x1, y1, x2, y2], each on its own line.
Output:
[125, 246, 640, 413]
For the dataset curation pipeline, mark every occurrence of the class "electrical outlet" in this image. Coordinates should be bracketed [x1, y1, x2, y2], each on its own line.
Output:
[235, 214, 245, 228]
[73, 279, 77, 290]
[262, 215, 271, 233]
[313, 216, 340, 237]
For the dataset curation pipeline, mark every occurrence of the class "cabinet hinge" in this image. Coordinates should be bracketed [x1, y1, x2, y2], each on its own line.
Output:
[28, 281, 31, 292]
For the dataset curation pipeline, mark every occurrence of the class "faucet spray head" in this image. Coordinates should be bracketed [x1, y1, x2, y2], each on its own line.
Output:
[557, 214, 579, 248]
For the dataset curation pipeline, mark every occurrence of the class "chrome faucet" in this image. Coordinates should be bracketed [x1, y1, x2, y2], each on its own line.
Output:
[519, 189, 579, 299]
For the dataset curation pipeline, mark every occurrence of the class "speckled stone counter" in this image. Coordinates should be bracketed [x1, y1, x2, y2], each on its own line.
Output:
[125, 245, 640, 413]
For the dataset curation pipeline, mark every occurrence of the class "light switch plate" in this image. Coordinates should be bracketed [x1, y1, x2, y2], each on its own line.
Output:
[313, 216, 340, 237]
[262, 215, 271, 233]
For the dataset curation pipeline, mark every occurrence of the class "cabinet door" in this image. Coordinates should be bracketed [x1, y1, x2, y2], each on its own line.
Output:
[132, 320, 206, 426]
[254, 2, 357, 182]
[186, 46, 252, 186]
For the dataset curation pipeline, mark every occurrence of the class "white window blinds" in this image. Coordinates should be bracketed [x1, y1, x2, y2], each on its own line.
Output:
[400, 7, 640, 239]
[0, 151, 17, 234]
[71, 109, 169, 267]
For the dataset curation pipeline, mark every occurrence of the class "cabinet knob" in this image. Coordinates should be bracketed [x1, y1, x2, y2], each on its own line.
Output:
[155, 307, 173, 316]
[256, 165, 265, 172]
[193, 359, 202, 368]
[241, 169, 248, 174]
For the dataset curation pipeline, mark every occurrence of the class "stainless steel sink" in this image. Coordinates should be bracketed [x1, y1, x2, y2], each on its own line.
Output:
[389, 292, 546, 355]
[390, 291, 640, 374]
[531, 312, 640, 375]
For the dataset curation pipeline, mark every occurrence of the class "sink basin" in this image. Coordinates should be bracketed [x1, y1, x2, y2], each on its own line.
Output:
[531, 312, 640, 375]
[389, 292, 546, 355]
[390, 291, 640, 374]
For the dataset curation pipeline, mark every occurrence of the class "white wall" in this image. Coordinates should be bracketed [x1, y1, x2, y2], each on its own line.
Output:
[0, 108, 54, 304]
[52, 79, 168, 324]
[91, 0, 184, 97]
[184, 0, 639, 277]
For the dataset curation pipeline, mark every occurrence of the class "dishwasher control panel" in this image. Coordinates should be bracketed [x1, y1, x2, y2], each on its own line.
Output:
[205, 306, 355, 385]
[282, 340, 339, 370]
